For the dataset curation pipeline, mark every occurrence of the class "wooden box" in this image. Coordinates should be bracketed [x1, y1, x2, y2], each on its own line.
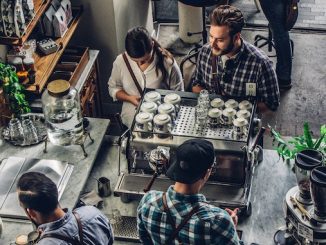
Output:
[48, 46, 89, 87]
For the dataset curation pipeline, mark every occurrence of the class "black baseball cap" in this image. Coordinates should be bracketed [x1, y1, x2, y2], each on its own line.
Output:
[166, 139, 215, 184]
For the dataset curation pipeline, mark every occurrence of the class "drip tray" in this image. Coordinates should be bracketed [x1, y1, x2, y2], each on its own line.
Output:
[114, 173, 246, 207]
[110, 215, 243, 242]
[0, 156, 74, 219]
[110, 215, 141, 243]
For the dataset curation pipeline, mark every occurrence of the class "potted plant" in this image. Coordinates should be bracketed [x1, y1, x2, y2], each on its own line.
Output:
[0, 62, 30, 118]
[268, 122, 326, 170]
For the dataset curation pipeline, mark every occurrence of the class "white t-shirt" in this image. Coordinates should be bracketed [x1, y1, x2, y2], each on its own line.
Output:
[108, 52, 184, 127]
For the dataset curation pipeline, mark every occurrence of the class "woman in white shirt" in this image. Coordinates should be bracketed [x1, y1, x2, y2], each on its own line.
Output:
[108, 26, 184, 128]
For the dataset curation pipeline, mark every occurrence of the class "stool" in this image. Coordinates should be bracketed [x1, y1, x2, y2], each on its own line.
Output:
[178, 0, 228, 44]
[254, 25, 294, 57]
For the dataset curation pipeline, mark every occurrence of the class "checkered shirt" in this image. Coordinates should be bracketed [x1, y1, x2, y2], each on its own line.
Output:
[191, 40, 280, 111]
[137, 186, 240, 245]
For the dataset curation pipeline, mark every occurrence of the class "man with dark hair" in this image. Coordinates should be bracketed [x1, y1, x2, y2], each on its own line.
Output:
[17, 172, 113, 245]
[192, 5, 280, 112]
[137, 139, 240, 244]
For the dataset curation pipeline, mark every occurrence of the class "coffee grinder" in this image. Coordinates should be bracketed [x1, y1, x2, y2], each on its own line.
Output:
[274, 149, 326, 245]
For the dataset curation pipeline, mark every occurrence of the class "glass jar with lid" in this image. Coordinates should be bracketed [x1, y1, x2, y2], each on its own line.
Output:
[42, 79, 84, 146]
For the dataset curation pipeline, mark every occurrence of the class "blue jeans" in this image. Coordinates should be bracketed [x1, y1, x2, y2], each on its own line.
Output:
[259, 0, 292, 81]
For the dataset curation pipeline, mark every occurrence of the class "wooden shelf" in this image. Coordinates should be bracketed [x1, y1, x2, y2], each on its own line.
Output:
[24, 6, 83, 94]
[0, 0, 51, 46]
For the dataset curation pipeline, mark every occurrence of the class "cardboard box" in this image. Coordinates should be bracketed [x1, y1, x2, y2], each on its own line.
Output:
[53, 6, 67, 37]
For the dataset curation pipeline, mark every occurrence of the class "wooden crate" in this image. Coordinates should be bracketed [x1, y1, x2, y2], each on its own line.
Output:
[49, 46, 89, 87]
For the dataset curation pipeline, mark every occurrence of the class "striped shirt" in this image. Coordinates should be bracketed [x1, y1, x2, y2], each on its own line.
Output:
[137, 186, 240, 245]
[191, 40, 280, 111]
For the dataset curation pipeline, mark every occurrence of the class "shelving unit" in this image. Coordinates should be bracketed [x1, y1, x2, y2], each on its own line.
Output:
[0, 0, 52, 45]
[0, 1, 100, 118]
[24, 7, 83, 93]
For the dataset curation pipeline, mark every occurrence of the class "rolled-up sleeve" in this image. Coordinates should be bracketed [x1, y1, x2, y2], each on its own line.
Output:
[108, 58, 123, 101]
[258, 59, 280, 111]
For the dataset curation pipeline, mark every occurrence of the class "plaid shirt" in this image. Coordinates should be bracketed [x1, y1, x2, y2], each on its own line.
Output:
[191, 40, 280, 111]
[137, 186, 240, 245]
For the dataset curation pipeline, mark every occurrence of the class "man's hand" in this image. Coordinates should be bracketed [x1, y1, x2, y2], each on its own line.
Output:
[128, 95, 141, 106]
[225, 208, 239, 227]
[192, 85, 203, 94]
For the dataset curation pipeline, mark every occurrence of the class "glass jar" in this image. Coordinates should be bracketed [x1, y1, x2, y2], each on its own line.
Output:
[42, 80, 84, 146]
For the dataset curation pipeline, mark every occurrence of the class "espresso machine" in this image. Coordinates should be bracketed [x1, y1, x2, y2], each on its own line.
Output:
[114, 89, 264, 217]
[275, 150, 326, 245]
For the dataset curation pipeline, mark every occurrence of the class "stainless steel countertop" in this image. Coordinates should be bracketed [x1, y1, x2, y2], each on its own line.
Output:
[0, 126, 297, 244]
[0, 117, 110, 243]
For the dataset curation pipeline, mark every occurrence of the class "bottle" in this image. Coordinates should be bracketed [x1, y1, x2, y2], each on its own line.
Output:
[23, 57, 35, 72]
[42, 79, 84, 146]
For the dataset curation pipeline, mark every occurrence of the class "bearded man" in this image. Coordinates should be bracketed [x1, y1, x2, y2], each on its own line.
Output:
[191, 5, 280, 112]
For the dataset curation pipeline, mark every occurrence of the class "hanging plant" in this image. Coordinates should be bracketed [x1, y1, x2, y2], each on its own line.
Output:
[268, 122, 326, 170]
[0, 62, 30, 116]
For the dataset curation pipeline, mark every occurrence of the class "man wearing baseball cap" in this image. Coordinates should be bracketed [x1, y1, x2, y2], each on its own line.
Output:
[137, 139, 240, 244]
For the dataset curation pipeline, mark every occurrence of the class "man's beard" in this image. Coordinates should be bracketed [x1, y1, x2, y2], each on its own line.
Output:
[211, 40, 235, 56]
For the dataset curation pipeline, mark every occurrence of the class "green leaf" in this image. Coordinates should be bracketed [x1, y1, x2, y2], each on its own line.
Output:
[304, 122, 314, 148]
[314, 133, 325, 150]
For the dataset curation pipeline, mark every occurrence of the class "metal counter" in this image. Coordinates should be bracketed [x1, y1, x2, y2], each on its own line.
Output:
[0, 118, 110, 243]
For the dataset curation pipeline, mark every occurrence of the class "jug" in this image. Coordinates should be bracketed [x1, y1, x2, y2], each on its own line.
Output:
[97, 177, 111, 197]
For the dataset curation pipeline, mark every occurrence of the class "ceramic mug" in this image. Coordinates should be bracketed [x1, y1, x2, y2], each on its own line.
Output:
[153, 114, 172, 138]
[233, 117, 248, 136]
[164, 93, 181, 112]
[236, 109, 251, 121]
[140, 101, 158, 116]
[144, 91, 161, 105]
[135, 112, 153, 138]
[239, 100, 253, 111]
[222, 108, 236, 126]
[158, 103, 176, 122]
[224, 99, 238, 110]
[208, 108, 223, 128]
[210, 98, 224, 109]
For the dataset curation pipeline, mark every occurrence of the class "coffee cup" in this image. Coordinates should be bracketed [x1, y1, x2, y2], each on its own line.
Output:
[233, 117, 248, 136]
[158, 103, 176, 122]
[14, 231, 39, 245]
[140, 101, 158, 116]
[164, 93, 181, 112]
[225, 99, 238, 110]
[210, 98, 224, 109]
[144, 91, 161, 105]
[15, 235, 28, 245]
[208, 108, 222, 128]
[236, 109, 251, 121]
[153, 114, 172, 138]
[239, 100, 253, 111]
[135, 112, 153, 138]
[222, 108, 236, 125]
